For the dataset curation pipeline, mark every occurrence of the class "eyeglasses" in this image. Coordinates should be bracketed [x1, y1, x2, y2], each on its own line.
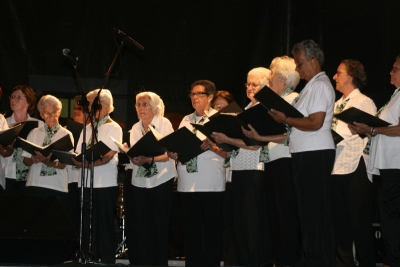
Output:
[188, 92, 209, 98]
[391, 66, 400, 72]
[244, 82, 261, 88]
[42, 112, 59, 118]
[9, 95, 26, 101]
[135, 102, 150, 108]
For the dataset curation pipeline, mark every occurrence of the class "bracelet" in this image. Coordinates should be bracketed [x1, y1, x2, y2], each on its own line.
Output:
[284, 115, 289, 124]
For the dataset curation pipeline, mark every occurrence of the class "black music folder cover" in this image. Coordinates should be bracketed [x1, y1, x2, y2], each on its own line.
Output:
[209, 101, 243, 120]
[74, 141, 111, 162]
[18, 134, 73, 157]
[66, 119, 83, 150]
[18, 120, 39, 139]
[334, 107, 391, 127]
[190, 122, 238, 152]
[158, 127, 204, 164]
[117, 131, 131, 165]
[0, 123, 24, 146]
[254, 86, 304, 118]
[331, 129, 344, 146]
[111, 129, 166, 159]
[237, 104, 288, 136]
[51, 150, 79, 166]
[12, 120, 39, 148]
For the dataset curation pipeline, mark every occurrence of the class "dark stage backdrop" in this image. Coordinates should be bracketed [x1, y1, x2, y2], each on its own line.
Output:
[1, 0, 400, 129]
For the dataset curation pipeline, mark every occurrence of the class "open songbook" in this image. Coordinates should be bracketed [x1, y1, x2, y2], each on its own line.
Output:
[158, 127, 204, 164]
[18, 134, 73, 157]
[0, 120, 39, 147]
[52, 141, 112, 165]
[111, 127, 166, 159]
[254, 86, 304, 118]
[334, 107, 390, 127]
[0, 123, 24, 146]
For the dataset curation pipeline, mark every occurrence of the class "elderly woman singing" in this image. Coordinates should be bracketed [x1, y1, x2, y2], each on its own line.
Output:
[124, 91, 177, 266]
[73, 89, 122, 264]
[22, 95, 73, 208]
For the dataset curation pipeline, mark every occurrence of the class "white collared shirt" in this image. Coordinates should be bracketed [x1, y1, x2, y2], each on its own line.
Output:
[130, 115, 177, 188]
[368, 88, 400, 175]
[289, 72, 336, 153]
[75, 120, 122, 188]
[22, 126, 73, 192]
[332, 89, 376, 176]
[177, 109, 226, 192]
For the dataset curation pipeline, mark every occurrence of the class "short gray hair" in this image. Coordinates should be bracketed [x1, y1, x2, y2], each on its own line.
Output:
[86, 89, 115, 113]
[135, 91, 165, 117]
[37, 95, 62, 114]
[292, 40, 325, 66]
[270, 56, 300, 89]
[247, 67, 271, 87]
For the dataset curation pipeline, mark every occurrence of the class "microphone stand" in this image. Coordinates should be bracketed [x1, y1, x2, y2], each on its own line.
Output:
[66, 58, 92, 264]
[85, 33, 135, 263]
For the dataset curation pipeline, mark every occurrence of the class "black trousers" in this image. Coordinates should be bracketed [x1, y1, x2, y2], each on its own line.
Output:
[231, 170, 273, 267]
[125, 178, 174, 266]
[379, 169, 400, 267]
[179, 191, 224, 267]
[81, 186, 118, 264]
[65, 182, 80, 234]
[265, 158, 302, 267]
[331, 157, 375, 267]
[24, 185, 68, 210]
[222, 182, 238, 266]
[292, 149, 335, 267]
[5, 178, 26, 195]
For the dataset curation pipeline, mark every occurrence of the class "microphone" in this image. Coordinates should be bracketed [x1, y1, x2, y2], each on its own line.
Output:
[62, 48, 79, 62]
[113, 28, 144, 51]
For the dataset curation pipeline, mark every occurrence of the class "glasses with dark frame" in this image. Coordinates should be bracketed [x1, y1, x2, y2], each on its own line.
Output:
[188, 92, 209, 98]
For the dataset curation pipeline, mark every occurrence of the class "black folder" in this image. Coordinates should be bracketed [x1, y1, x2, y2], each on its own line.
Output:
[331, 129, 344, 146]
[237, 104, 288, 136]
[158, 127, 204, 164]
[118, 131, 131, 165]
[254, 86, 304, 118]
[190, 123, 238, 152]
[74, 141, 111, 162]
[334, 107, 391, 127]
[18, 134, 73, 157]
[18, 121, 39, 139]
[0, 123, 24, 146]
[66, 119, 83, 151]
[12, 120, 39, 148]
[51, 150, 78, 165]
[209, 101, 243, 120]
[112, 130, 166, 158]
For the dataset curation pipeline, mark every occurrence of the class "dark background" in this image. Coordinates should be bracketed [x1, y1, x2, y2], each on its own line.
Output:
[1, 0, 400, 129]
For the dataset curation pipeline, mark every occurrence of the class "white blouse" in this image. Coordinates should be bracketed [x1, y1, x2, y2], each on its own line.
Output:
[130, 115, 177, 188]
[176, 109, 226, 192]
[22, 126, 73, 193]
[289, 72, 336, 153]
[75, 120, 122, 188]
